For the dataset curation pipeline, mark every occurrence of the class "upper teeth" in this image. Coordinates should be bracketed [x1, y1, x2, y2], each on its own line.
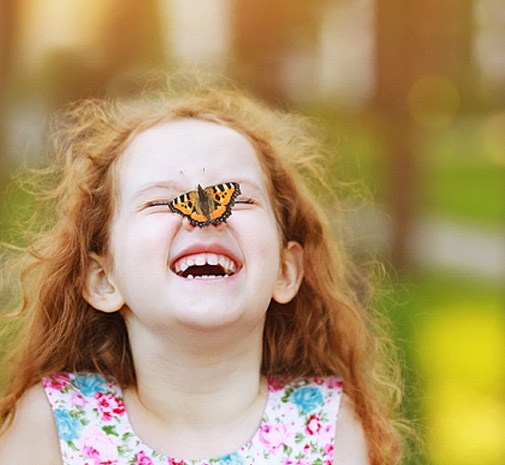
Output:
[173, 253, 237, 277]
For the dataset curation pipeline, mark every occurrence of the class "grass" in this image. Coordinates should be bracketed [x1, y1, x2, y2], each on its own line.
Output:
[426, 163, 504, 226]
[422, 120, 505, 227]
[383, 271, 505, 465]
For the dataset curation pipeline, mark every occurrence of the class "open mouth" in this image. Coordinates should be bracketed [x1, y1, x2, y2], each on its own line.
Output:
[172, 253, 238, 280]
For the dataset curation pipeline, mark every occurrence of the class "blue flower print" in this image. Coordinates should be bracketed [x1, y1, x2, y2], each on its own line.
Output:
[54, 408, 83, 442]
[291, 386, 323, 413]
[75, 373, 108, 396]
[219, 452, 245, 465]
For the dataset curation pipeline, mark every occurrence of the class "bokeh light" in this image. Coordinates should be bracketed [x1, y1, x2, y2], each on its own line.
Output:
[480, 111, 505, 165]
[418, 306, 505, 465]
[408, 75, 460, 129]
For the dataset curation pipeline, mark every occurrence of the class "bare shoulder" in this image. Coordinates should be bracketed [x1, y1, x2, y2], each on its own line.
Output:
[0, 383, 62, 465]
[333, 394, 370, 465]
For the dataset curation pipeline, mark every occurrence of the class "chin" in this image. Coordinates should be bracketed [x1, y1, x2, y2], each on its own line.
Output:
[174, 304, 265, 334]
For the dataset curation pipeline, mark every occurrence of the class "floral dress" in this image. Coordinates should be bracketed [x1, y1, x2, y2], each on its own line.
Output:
[43, 373, 343, 465]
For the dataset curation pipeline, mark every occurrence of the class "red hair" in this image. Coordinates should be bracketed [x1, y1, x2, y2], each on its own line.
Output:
[0, 79, 407, 463]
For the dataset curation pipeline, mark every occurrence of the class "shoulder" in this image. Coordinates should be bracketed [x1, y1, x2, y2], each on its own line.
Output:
[333, 394, 370, 465]
[0, 383, 62, 465]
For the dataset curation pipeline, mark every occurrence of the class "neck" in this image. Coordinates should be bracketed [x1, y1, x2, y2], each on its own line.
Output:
[125, 317, 266, 430]
[122, 319, 268, 459]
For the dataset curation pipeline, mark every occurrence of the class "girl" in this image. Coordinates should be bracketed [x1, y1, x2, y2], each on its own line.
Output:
[0, 79, 405, 464]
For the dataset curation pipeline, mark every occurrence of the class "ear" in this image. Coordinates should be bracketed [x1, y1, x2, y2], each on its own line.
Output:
[273, 241, 304, 304]
[83, 253, 125, 313]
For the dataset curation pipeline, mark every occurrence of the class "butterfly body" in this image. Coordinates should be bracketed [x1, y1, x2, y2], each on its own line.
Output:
[170, 182, 241, 227]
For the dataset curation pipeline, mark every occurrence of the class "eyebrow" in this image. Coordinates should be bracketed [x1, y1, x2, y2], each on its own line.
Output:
[130, 181, 186, 203]
[130, 178, 266, 202]
[234, 178, 262, 190]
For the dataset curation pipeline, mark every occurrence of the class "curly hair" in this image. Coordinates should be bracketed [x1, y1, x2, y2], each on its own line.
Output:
[0, 77, 406, 464]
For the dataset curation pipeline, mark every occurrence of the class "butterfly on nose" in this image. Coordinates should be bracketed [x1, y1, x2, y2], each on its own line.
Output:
[169, 182, 241, 227]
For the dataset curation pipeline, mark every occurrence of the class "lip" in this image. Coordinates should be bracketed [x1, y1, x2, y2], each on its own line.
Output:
[169, 243, 243, 278]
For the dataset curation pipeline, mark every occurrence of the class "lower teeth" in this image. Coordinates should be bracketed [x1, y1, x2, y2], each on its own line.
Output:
[186, 275, 228, 280]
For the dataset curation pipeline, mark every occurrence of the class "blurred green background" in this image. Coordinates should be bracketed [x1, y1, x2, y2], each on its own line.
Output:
[0, 1, 504, 463]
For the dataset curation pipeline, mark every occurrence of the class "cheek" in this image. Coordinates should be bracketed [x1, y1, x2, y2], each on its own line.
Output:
[240, 214, 282, 268]
[111, 215, 179, 269]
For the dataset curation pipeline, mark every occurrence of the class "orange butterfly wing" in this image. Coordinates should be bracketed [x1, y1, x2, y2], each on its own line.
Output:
[206, 182, 241, 223]
[170, 190, 196, 216]
[169, 182, 241, 227]
[189, 210, 210, 226]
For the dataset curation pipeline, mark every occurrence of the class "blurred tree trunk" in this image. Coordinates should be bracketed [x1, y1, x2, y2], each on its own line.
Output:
[231, 0, 322, 104]
[97, 0, 166, 87]
[42, 0, 166, 106]
[0, 0, 21, 187]
[373, 0, 475, 270]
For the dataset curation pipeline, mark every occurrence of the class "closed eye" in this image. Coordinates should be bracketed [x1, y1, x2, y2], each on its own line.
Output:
[235, 197, 256, 205]
[142, 200, 171, 209]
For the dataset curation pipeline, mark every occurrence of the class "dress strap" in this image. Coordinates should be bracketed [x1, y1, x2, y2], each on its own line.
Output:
[260, 377, 344, 463]
[43, 372, 127, 465]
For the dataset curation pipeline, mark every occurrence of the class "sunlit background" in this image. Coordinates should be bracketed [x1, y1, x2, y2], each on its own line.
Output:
[1, 1, 504, 463]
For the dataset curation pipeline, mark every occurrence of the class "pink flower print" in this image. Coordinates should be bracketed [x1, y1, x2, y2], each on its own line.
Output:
[95, 392, 126, 421]
[82, 444, 100, 461]
[268, 378, 287, 392]
[44, 373, 71, 391]
[78, 426, 119, 465]
[313, 377, 325, 385]
[134, 450, 154, 465]
[324, 442, 334, 456]
[320, 423, 335, 442]
[303, 443, 311, 454]
[259, 423, 290, 454]
[325, 377, 343, 390]
[70, 393, 86, 408]
[168, 459, 185, 465]
[305, 414, 322, 435]
[284, 459, 312, 465]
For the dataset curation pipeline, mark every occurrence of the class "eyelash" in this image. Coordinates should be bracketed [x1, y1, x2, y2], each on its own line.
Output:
[235, 197, 255, 205]
[144, 200, 171, 208]
[143, 197, 256, 210]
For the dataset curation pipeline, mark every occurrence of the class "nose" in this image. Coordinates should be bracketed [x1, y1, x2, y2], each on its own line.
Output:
[182, 217, 228, 231]
[182, 217, 196, 231]
[212, 220, 227, 231]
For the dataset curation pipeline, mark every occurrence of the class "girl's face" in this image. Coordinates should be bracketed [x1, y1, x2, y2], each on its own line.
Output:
[90, 119, 302, 336]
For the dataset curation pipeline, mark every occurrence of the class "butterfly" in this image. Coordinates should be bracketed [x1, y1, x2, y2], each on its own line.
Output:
[169, 182, 241, 227]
